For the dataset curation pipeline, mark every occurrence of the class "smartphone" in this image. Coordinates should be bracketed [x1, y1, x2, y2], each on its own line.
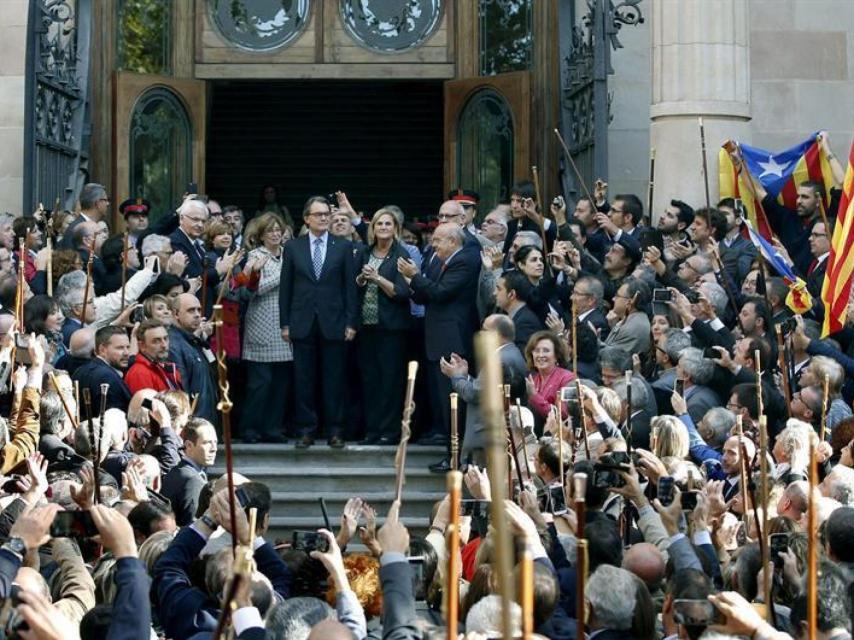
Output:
[236, 486, 250, 509]
[681, 490, 699, 511]
[460, 499, 490, 518]
[552, 195, 565, 209]
[652, 288, 672, 303]
[703, 347, 720, 359]
[674, 378, 685, 397]
[658, 476, 676, 507]
[141, 398, 153, 411]
[770, 533, 789, 568]
[640, 228, 664, 253]
[734, 198, 746, 218]
[50, 510, 99, 539]
[291, 530, 329, 554]
[186, 182, 199, 195]
[559, 386, 573, 403]
[548, 485, 568, 515]
[131, 306, 145, 324]
[778, 316, 797, 335]
[14, 334, 30, 365]
[672, 599, 726, 626]
[684, 289, 700, 304]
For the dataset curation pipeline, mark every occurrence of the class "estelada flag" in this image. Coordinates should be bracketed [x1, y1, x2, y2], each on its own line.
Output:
[821, 138, 854, 336]
[719, 133, 835, 239]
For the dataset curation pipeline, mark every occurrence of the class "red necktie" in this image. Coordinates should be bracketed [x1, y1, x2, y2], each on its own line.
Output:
[807, 259, 817, 275]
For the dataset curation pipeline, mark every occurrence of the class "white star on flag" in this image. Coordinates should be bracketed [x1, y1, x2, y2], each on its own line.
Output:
[757, 155, 791, 179]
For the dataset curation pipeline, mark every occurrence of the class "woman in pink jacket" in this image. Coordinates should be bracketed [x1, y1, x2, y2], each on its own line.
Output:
[525, 330, 576, 426]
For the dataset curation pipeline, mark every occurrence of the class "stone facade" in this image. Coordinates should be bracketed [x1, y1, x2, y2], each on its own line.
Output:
[0, 0, 28, 215]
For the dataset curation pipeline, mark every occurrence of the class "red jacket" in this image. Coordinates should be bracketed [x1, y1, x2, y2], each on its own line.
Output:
[125, 353, 182, 394]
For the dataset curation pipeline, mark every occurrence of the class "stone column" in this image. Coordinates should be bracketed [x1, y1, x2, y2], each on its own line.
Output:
[0, 0, 28, 213]
[650, 0, 751, 220]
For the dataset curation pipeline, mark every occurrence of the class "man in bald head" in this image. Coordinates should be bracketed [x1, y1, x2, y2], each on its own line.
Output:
[622, 542, 666, 605]
[54, 327, 95, 376]
[167, 293, 218, 424]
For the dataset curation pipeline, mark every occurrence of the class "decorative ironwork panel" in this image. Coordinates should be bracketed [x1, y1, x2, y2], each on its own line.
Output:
[117, 0, 172, 74]
[24, 0, 92, 213]
[457, 89, 514, 213]
[558, 0, 643, 190]
[208, 0, 310, 52]
[339, 0, 443, 53]
[478, 0, 533, 76]
[129, 88, 193, 220]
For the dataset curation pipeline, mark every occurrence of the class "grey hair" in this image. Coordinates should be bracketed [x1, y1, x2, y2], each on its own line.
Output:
[663, 329, 691, 364]
[702, 407, 735, 449]
[177, 198, 208, 220]
[613, 376, 648, 412]
[827, 466, 854, 507]
[691, 254, 713, 275]
[485, 207, 509, 226]
[265, 597, 334, 640]
[514, 230, 543, 250]
[699, 281, 728, 318]
[577, 276, 604, 305]
[141, 234, 171, 257]
[777, 419, 813, 472]
[79, 183, 107, 210]
[587, 565, 637, 631]
[679, 347, 714, 385]
[466, 594, 522, 637]
[0, 213, 14, 229]
[599, 347, 633, 375]
[381, 204, 405, 225]
[446, 224, 466, 247]
[57, 270, 87, 315]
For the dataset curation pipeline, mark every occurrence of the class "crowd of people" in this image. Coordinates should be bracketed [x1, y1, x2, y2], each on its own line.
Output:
[0, 127, 850, 638]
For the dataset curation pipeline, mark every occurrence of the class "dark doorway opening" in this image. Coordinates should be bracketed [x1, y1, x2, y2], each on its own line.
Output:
[206, 80, 444, 224]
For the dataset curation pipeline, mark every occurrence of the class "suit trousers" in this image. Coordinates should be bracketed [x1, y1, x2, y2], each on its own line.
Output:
[242, 360, 292, 439]
[292, 319, 347, 438]
[357, 327, 407, 441]
[425, 360, 452, 443]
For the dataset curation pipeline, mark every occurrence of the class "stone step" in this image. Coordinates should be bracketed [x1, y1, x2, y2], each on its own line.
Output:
[210, 466, 447, 494]
[266, 516, 431, 543]
[218, 443, 446, 468]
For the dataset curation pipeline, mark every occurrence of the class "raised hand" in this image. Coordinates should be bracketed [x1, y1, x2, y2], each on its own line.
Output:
[70, 465, 95, 511]
[90, 504, 137, 558]
[336, 497, 363, 548]
[377, 501, 409, 555]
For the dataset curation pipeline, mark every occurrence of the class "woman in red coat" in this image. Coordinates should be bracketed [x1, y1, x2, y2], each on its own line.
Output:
[524, 330, 575, 426]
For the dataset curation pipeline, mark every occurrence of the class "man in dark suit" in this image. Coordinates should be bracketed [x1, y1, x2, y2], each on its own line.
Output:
[594, 193, 644, 244]
[805, 220, 830, 309]
[161, 417, 217, 526]
[502, 180, 557, 255]
[441, 314, 528, 468]
[59, 182, 110, 250]
[572, 276, 610, 340]
[169, 198, 233, 317]
[71, 326, 132, 413]
[398, 223, 479, 449]
[168, 293, 219, 425]
[279, 196, 358, 449]
[494, 270, 543, 353]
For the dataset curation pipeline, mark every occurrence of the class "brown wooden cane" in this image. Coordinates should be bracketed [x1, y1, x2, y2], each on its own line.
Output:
[445, 471, 462, 640]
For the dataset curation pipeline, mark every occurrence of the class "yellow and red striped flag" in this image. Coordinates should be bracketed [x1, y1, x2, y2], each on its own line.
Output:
[821, 138, 854, 336]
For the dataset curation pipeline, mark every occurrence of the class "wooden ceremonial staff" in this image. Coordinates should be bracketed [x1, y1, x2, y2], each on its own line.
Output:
[504, 385, 514, 496]
[97, 383, 109, 504]
[520, 546, 534, 640]
[477, 330, 514, 640]
[515, 398, 533, 483]
[47, 372, 79, 431]
[736, 415, 751, 532]
[647, 148, 655, 216]
[120, 232, 129, 311]
[213, 508, 258, 640]
[213, 304, 237, 552]
[623, 370, 633, 546]
[699, 118, 711, 209]
[506, 388, 526, 495]
[775, 326, 792, 414]
[74, 380, 80, 424]
[571, 299, 578, 376]
[394, 361, 418, 503]
[555, 397, 565, 506]
[758, 416, 772, 621]
[200, 255, 209, 314]
[81, 249, 94, 328]
[575, 472, 589, 640]
[530, 165, 553, 276]
[82, 389, 101, 505]
[450, 393, 459, 472]
[755, 349, 764, 419]
[46, 236, 52, 297]
[712, 251, 742, 320]
[806, 439, 818, 640]
[16, 238, 25, 330]
[445, 471, 462, 640]
[553, 128, 597, 204]
[819, 374, 830, 442]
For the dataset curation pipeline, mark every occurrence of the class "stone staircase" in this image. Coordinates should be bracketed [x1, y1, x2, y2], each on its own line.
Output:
[211, 443, 448, 542]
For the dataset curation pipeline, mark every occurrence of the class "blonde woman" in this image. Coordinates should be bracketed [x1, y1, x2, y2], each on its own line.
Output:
[355, 209, 412, 444]
[241, 212, 291, 443]
[651, 415, 690, 459]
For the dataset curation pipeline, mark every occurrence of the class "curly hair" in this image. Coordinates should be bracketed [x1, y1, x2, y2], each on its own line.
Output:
[326, 553, 382, 618]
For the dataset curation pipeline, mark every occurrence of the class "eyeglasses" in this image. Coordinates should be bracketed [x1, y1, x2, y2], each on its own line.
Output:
[437, 213, 462, 221]
[308, 211, 331, 218]
[573, 290, 592, 297]
[184, 216, 206, 224]
[726, 403, 742, 411]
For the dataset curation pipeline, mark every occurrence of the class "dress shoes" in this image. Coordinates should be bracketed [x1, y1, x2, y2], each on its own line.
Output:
[328, 436, 345, 449]
[429, 458, 452, 474]
[295, 435, 314, 449]
[417, 433, 448, 446]
[260, 433, 287, 444]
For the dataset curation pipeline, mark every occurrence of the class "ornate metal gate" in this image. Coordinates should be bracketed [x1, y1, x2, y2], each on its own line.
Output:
[23, 0, 92, 214]
[557, 0, 643, 200]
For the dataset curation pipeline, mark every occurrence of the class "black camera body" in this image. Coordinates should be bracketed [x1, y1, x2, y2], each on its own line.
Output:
[593, 452, 630, 489]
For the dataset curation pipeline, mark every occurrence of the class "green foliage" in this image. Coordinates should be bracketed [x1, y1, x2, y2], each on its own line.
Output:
[117, 0, 172, 75]
[479, 0, 533, 76]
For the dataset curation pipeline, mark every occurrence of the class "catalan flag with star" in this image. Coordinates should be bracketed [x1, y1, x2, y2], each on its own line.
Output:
[718, 133, 835, 239]
[821, 138, 854, 336]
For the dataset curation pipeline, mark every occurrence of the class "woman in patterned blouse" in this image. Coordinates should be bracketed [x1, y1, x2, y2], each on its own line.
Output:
[355, 209, 412, 445]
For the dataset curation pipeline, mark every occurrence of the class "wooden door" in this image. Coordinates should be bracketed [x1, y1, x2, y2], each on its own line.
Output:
[444, 71, 531, 212]
[112, 71, 207, 227]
